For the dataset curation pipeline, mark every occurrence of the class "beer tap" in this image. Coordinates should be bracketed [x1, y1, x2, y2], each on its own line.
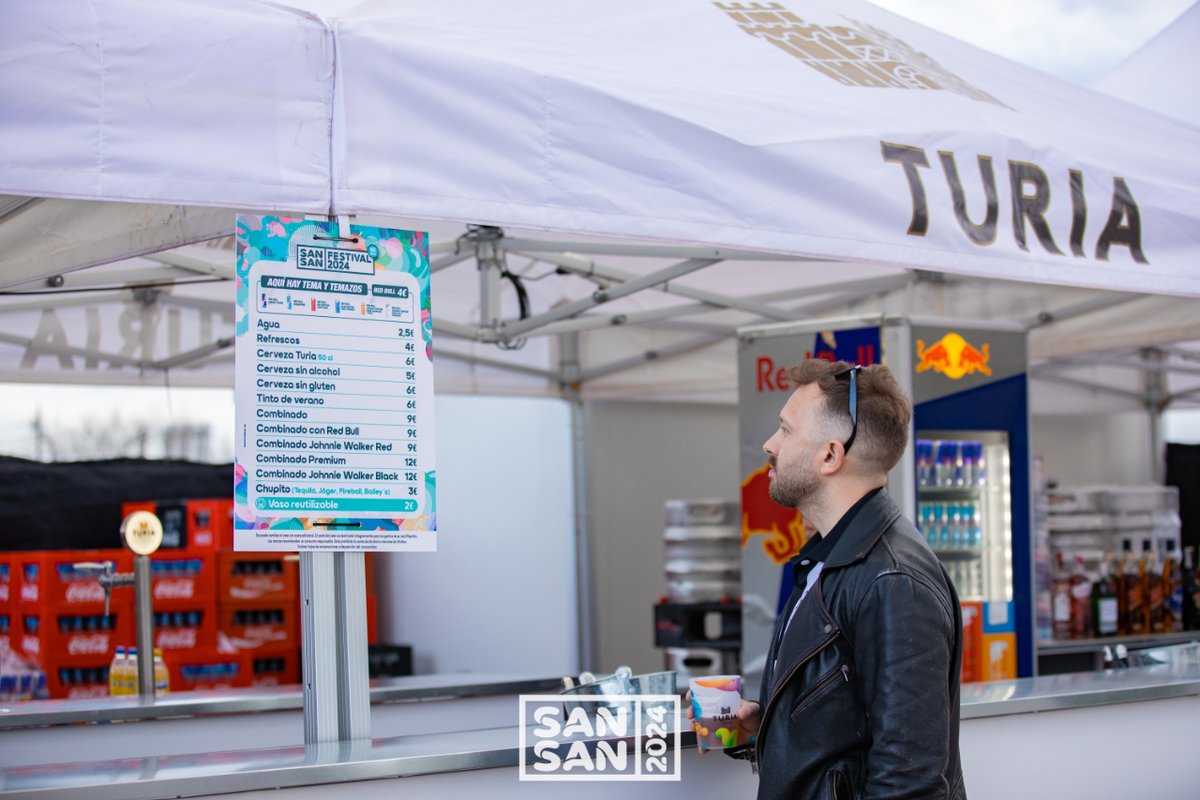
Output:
[72, 512, 165, 699]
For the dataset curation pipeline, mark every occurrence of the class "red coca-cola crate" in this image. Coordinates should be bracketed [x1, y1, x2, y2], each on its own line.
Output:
[150, 551, 216, 609]
[248, 646, 300, 687]
[19, 602, 133, 664]
[17, 550, 134, 611]
[46, 661, 111, 700]
[217, 602, 297, 651]
[217, 552, 297, 603]
[0, 553, 14, 608]
[151, 607, 218, 652]
[120, 498, 233, 551]
[0, 609, 13, 654]
[163, 647, 251, 692]
[192, 499, 234, 551]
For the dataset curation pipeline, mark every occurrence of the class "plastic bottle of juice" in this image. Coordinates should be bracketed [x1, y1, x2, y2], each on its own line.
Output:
[127, 647, 140, 694]
[108, 647, 126, 696]
[153, 648, 170, 694]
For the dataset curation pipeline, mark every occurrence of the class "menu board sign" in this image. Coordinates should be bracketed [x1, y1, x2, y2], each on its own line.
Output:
[233, 216, 436, 552]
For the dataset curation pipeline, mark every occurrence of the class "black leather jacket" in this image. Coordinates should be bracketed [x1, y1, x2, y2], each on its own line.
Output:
[755, 489, 966, 800]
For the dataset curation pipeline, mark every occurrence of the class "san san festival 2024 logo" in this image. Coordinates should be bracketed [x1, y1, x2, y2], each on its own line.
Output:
[518, 694, 682, 781]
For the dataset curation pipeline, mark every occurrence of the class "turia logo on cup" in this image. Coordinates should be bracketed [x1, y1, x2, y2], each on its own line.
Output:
[518, 694, 681, 781]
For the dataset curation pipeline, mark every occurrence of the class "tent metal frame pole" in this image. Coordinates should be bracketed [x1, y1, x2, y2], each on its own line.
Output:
[497, 258, 720, 340]
[576, 333, 726, 383]
[435, 349, 562, 381]
[145, 250, 237, 280]
[1031, 371, 1148, 401]
[1040, 353, 1200, 378]
[498, 237, 826, 262]
[572, 281, 910, 383]
[156, 293, 235, 317]
[1143, 348, 1168, 483]
[1168, 385, 1200, 403]
[1158, 345, 1200, 363]
[4, 265, 219, 292]
[1023, 292, 1143, 328]
[0, 293, 126, 314]
[518, 298, 738, 338]
[151, 337, 234, 371]
[509, 250, 801, 321]
[432, 319, 489, 341]
[429, 251, 474, 274]
[559, 332, 594, 672]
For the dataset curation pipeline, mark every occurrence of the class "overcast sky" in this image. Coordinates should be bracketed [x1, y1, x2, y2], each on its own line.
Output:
[872, 0, 1194, 84]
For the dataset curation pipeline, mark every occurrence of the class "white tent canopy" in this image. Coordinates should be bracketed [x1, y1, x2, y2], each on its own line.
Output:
[1, 0, 1199, 410]
[1095, 1, 1200, 128]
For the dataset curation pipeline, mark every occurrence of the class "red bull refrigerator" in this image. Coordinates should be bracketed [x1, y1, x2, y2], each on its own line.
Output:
[738, 317, 1033, 693]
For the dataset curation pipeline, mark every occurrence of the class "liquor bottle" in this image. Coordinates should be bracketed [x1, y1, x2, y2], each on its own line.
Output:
[1052, 551, 1071, 640]
[1144, 540, 1165, 634]
[1162, 540, 1183, 633]
[1069, 555, 1092, 640]
[1122, 541, 1146, 636]
[1091, 553, 1120, 638]
[1184, 546, 1200, 632]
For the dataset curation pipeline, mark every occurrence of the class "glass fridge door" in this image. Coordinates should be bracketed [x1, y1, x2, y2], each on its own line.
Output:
[916, 430, 1013, 604]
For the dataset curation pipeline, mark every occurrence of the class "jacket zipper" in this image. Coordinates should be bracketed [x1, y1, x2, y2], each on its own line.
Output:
[755, 627, 838, 764]
[788, 662, 850, 720]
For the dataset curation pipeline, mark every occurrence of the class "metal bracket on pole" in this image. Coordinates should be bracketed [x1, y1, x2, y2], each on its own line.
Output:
[469, 226, 505, 334]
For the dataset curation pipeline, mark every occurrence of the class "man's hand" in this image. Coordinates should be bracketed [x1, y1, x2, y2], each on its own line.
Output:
[685, 690, 761, 754]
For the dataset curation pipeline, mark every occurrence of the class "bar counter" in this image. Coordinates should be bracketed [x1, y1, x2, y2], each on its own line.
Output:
[2, 660, 1198, 799]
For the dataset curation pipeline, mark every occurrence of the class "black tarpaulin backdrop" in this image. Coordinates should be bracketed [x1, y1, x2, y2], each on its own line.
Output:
[0, 457, 231, 551]
[1165, 443, 1200, 555]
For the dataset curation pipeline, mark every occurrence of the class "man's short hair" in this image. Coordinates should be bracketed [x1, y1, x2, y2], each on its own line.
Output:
[785, 359, 911, 474]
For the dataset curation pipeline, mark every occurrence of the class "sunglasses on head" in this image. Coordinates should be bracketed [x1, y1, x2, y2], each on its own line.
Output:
[835, 365, 862, 454]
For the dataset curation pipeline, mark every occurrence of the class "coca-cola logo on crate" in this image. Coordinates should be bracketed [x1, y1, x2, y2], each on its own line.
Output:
[67, 634, 110, 656]
[65, 583, 106, 603]
[154, 580, 195, 600]
[157, 628, 197, 649]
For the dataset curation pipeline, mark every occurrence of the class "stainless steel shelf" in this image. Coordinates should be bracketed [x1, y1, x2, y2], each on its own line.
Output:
[918, 486, 986, 499]
[932, 547, 984, 561]
[1037, 630, 1199, 655]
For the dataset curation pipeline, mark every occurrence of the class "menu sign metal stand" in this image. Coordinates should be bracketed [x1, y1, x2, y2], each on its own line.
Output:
[233, 215, 436, 742]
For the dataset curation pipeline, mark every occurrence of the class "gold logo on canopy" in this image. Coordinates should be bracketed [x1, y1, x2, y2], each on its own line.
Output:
[714, 3, 1006, 108]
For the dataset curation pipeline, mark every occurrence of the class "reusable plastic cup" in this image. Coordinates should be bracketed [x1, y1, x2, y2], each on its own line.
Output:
[688, 675, 744, 750]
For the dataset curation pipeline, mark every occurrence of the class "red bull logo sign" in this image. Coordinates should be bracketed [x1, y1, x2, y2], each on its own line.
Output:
[740, 464, 806, 565]
[915, 332, 991, 380]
